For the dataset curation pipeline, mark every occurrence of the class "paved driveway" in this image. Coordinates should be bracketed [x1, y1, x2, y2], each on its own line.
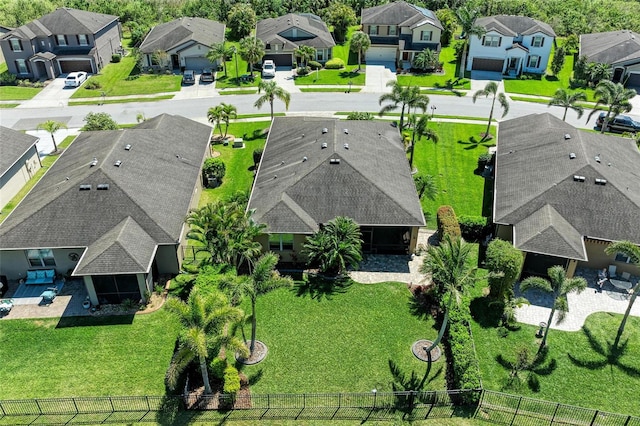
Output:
[18, 76, 79, 108]
[363, 64, 396, 93]
[273, 66, 299, 93]
[173, 72, 218, 99]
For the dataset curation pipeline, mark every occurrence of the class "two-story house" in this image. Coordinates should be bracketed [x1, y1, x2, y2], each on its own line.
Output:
[361, 1, 442, 68]
[466, 15, 555, 75]
[580, 30, 640, 88]
[0, 8, 121, 80]
[257, 13, 335, 66]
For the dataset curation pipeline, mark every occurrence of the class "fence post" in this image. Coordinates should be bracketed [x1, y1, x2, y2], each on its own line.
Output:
[589, 410, 599, 426]
[624, 415, 632, 426]
[550, 402, 559, 425]
[72, 397, 79, 414]
[35, 399, 43, 415]
[511, 396, 522, 426]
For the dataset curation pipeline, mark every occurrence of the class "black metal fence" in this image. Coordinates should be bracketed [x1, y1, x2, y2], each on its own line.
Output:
[0, 390, 637, 425]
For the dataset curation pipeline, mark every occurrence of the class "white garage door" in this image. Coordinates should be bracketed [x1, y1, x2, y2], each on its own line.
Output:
[184, 56, 213, 72]
[366, 47, 397, 63]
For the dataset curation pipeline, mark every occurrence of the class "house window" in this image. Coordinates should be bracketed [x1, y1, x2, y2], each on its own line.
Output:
[10, 39, 22, 52]
[615, 253, 633, 263]
[26, 249, 56, 267]
[316, 50, 323, 61]
[77, 34, 89, 46]
[369, 25, 378, 36]
[15, 59, 29, 74]
[531, 36, 544, 48]
[56, 35, 67, 46]
[420, 31, 432, 41]
[527, 55, 540, 68]
[266, 43, 271, 50]
[269, 234, 294, 251]
[388, 26, 397, 36]
[482, 35, 501, 47]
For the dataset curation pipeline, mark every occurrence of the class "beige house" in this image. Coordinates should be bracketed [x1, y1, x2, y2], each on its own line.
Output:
[0, 126, 40, 210]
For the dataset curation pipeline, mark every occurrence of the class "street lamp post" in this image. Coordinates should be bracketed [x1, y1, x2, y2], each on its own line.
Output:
[233, 47, 239, 85]
[431, 105, 436, 118]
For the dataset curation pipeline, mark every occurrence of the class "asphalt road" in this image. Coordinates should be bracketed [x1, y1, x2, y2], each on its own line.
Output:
[0, 91, 594, 130]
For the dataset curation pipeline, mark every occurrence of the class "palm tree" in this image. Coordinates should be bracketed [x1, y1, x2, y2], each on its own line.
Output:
[37, 120, 67, 152]
[207, 105, 225, 137]
[413, 174, 437, 201]
[165, 291, 247, 394]
[455, 6, 486, 79]
[294, 45, 315, 67]
[207, 42, 234, 78]
[239, 36, 265, 76]
[221, 103, 237, 138]
[548, 88, 587, 121]
[520, 266, 587, 351]
[408, 114, 438, 170]
[604, 241, 640, 349]
[587, 62, 612, 85]
[254, 80, 290, 120]
[221, 252, 293, 355]
[379, 82, 428, 130]
[349, 31, 371, 71]
[472, 81, 509, 141]
[413, 48, 439, 72]
[587, 80, 637, 134]
[302, 216, 363, 276]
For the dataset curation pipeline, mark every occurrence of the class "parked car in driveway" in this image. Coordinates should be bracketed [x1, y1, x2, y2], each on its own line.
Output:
[200, 68, 214, 83]
[182, 70, 196, 85]
[262, 60, 276, 78]
[64, 72, 87, 87]
[596, 112, 640, 133]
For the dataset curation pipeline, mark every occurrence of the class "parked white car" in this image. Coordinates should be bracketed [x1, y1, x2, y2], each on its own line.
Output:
[262, 60, 276, 78]
[64, 72, 88, 88]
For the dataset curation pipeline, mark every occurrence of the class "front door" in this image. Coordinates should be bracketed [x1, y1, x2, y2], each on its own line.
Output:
[508, 57, 518, 70]
[171, 54, 179, 69]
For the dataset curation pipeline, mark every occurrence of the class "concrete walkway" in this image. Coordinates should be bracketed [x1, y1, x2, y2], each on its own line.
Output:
[362, 64, 396, 93]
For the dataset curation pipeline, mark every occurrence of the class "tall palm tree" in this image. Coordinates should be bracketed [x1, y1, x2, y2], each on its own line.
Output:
[37, 120, 67, 152]
[302, 216, 363, 276]
[239, 36, 265, 76]
[165, 291, 248, 394]
[520, 266, 587, 351]
[472, 81, 509, 141]
[408, 114, 438, 170]
[604, 241, 640, 349]
[207, 105, 225, 137]
[207, 42, 234, 78]
[548, 88, 587, 121]
[221, 252, 293, 355]
[294, 45, 315, 67]
[221, 103, 237, 138]
[455, 6, 486, 79]
[587, 80, 637, 134]
[379, 82, 428, 130]
[349, 31, 371, 71]
[254, 80, 290, 120]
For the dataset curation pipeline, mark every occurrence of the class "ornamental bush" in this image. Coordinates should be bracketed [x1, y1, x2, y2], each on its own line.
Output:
[209, 357, 227, 380]
[111, 54, 121, 63]
[325, 58, 345, 69]
[436, 205, 461, 240]
[308, 60, 322, 70]
[296, 66, 310, 76]
[223, 365, 241, 395]
[458, 215, 489, 243]
[203, 158, 226, 186]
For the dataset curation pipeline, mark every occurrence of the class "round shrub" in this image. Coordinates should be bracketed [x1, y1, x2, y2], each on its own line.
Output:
[223, 365, 241, 395]
[111, 54, 121, 63]
[203, 158, 226, 187]
[325, 58, 345, 69]
[209, 357, 227, 380]
[477, 152, 493, 170]
[296, 66, 310, 76]
[0, 71, 17, 86]
[85, 80, 102, 90]
[436, 205, 461, 240]
[308, 60, 322, 70]
[458, 215, 489, 242]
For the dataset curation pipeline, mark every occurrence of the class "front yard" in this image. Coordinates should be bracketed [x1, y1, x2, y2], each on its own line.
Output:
[0, 62, 42, 100]
[215, 41, 260, 89]
[294, 69, 365, 85]
[396, 46, 470, 90]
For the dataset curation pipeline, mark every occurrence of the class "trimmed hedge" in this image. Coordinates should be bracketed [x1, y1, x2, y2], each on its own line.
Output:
[458, 215, 489, 243]
[325, 58, 345, 69]
[436, 205, 461, 240]
[296, 66, 310, 76]
[209, 357, 227, 380]
[223, 364, 241, 395]
[308, 60, 322, 70]
[203, 158, 226, 186]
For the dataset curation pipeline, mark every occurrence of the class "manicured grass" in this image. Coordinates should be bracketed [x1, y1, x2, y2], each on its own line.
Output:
[236, 113, 285, 119]
[71, 56, 181, 98]
[295, 69, 365, 86]
[216, 42, 260, 89]
[198, 121, 270, 206]
[0, 103, 18, 108]
[0, 310, 179, 398]
[219, 89, 258, 95]
[238, 281, 446, 394]
[299, 87, 362, 92]
[469, 282, 640, 416]
[420, 89, 467, 96]
[0, 85, 42, 100]
[331, 25, 360, 66]
[412, 122, 491, 227]
[397, 45, 470, 89]
[68, 95, 174, 105]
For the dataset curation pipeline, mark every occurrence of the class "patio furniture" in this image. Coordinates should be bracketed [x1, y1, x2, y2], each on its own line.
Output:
[608, 265, 617, 279]
[0, 299, 13, 315]
[25, 269, 56, 285]
[621, 272, 631, 281]
[609, 278, 632, 291]
[40, 287, 58, 304]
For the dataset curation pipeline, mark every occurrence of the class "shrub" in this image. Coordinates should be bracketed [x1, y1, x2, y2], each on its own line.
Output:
[85, 80, 102, 90]
[346, 111, 374, 120]
[436, 205, 461, 240]
[453, 40, 465, 60]
[325, 58, 345, 69]
[203, 158, 226, 186]
[111, 54, 121, 63]
[477, 152, 493, 171]
[485, 239, 524, 300]
[223, 365, 241, 395]
[296, 66, 310, 76]
[446, 297, 481, 403]
[253, 148, 263, 167]
[209, 357, 227, 380]
[0, 71, 17, 86]
[458, 215, 489, 243]
[308, 60, 322, 70]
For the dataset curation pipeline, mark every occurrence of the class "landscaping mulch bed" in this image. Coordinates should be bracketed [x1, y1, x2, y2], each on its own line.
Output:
[236, 340, 268, 365]
[185, 374, 251, 410]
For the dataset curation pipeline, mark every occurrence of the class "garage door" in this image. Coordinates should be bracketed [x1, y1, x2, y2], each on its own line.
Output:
[366, 47, 397, 63]
[626, 72, 640, 88]
[59, 59, 93, 73]
[184, 56, 213, 72]
[472, 58, 504, 72]
[263, 54, 293, 67]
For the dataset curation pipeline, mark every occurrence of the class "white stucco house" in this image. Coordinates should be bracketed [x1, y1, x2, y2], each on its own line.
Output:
[466, 15, 555, 75]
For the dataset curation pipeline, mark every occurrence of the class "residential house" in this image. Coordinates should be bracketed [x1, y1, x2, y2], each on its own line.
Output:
[466, 15, 555, 75]
[0, 114, 211, 306]
[361, 1, 442, 68]
[0, 127, 40, 210]
[580, 30, 640, 88]
[257, 13, 335, 66]
[247, 117, 425, 261]
[493, 113, 640, 278]
[0, 25, 12, 63]
[138, 17, 225, 72]
[0, 8, 121, 80]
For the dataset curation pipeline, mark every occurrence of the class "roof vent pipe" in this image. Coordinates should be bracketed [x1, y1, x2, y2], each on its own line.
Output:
[569, 153, 576, 159]
[564, 134, 571, 140]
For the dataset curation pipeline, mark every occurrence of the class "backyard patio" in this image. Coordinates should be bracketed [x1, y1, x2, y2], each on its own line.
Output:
[0, 278, 90, 319]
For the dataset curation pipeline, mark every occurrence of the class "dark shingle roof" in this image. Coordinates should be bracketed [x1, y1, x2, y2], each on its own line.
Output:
[475, 15, 555, 37]
[580, 30, 640, 66]
[0, 114, 211, 275]
[362, 1, 442, 30]
[248, 117, 425, 233]
[3, 8, 118, 40]
[494, 113, 640, 259]
[139, 17, 225, 54]
[0, 126, 39, 178]
[256, 13, 335, 50]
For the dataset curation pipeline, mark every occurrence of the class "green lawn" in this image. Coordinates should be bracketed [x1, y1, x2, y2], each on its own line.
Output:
[412, 122, 491, 227]
[300, 87, 362, 92]
[0, 310, 179, 398]
[68, 95, 174, 105]
[238, 281, 445, 394]
[397, 45, 470, 90]
[332, 25, 360, 66]
[0, 103, 18, 108]
[295, 69, 365, 85]
[0, 85, 42, 100]
[216, 42, 260, 89]
[71, 55, 181, 98]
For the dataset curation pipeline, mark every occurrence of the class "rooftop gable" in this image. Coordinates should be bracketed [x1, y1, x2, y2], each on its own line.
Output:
[257, 13, 335, 49]
[580, 30, 640, 65]
[475, 15, 555, 38]
[4, 7, 118, 40]
[362, 1, 442, 30]
[0, 126, 39, 178]
[139, 17, 225, 54]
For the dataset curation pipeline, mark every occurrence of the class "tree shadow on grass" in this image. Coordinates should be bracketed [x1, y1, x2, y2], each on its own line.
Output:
[293, 274, 352, 301]
[56, 314, 135, 328]
[388, 359, 443, 419]
[457, 136, 495, 150]
[496, 346, 557, 392]
[242, 128, 268, 141]
[469, 296, 502, 328]
[339, 71, 361, 79]
[567, 322, 640, 378]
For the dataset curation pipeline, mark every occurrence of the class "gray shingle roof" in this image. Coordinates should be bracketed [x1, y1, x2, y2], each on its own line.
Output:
[494, 113, 640, 259]
[248, 117, 425, 234]
[139, 17, 225, 54]
[256, 13, 335, 50]
[0, 114, 211, 275]
[2, 8, 118, 40]
[580, 30, 640, 66]
[0, 126, 39, 178]
[362, 1, 442, 30]
[475, 15, 555, 37]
